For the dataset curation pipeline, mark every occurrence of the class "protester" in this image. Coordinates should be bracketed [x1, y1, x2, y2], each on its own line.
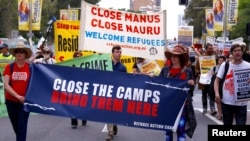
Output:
[18, 0, 29, 22]
[159, 45, 196, 141]
[29, 46, 56, 64]
[209, 56, 226, 120]
[0, 43, 15, 61]
[132, 57, 145, 74]
[3, 41, 32, 141]
[214, 44, 250, 125]
[195, 43, 217, 115]
[239, 42, 250, 62]
[105, 45, 127, 141]
[70, 51, 87, 129]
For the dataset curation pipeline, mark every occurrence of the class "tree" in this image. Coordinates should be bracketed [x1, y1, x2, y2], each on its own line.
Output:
[183, 0, 212, 38]
[230, 0, 250, 43]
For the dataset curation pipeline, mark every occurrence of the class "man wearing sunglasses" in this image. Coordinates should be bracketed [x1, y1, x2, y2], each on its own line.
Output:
[30, 46, 56, 64]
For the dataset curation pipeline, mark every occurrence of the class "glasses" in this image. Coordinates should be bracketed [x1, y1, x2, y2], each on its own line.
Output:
[43, 51, 50, 54]
[14, 49, 26, 54]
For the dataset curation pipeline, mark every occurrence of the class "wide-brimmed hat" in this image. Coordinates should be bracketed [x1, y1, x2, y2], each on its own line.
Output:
[9, 42, 32, 58]
[0, 43, 8, 49]
[165, 45, 189, 62]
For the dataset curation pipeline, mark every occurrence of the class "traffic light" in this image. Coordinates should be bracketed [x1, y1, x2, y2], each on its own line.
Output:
[179, 0, 188, 5]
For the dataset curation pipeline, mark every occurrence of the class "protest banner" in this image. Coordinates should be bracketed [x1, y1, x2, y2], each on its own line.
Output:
[199, 55, 216, 84]
[24, 64, 189, 132]
[233, 69, 250, 102]
[79, 1, 166, 60]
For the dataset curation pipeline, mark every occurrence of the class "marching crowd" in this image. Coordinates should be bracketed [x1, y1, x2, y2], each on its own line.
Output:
[0, 40, 249, 141]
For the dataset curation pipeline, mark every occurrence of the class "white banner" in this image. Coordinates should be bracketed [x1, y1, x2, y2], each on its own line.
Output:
[233, 69, 250, 102]
[79, 1, 166, 60]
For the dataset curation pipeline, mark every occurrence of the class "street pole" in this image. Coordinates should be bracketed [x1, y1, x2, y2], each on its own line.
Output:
[28, 0, 34, 53]
[223, 0, 228, 41]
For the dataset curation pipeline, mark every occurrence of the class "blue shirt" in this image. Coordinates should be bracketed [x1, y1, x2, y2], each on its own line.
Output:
[112, 61, 127, 72]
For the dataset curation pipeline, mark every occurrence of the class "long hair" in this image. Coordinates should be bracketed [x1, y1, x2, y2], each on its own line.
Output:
[214, 0, 223, 14]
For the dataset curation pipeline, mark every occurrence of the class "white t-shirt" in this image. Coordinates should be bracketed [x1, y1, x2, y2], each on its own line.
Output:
[217, 61, 250, 106]
[34, 58, 56, 64]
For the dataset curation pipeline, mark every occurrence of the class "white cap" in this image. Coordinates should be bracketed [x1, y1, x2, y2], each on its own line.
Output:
[43, 46, 51, 51]
[239, 42, 246, 46]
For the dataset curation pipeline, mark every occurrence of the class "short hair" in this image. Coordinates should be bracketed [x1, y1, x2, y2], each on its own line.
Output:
[112, 45, 121, 53]
[230, 44, 243, 53]
[205, 43, 213, 49]
[218, 56, 226, 61]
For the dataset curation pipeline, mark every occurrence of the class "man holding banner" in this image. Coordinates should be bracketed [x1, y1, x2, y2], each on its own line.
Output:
[195, 43, 217, 115]
[105, 45, 127, 141]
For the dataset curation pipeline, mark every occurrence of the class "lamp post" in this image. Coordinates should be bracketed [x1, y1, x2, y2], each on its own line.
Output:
[222, 0, 228, 42]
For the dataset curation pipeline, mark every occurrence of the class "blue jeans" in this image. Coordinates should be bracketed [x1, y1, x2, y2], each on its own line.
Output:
[165, 106, 187, 141]
[221, 103, 247, 125]
[5, 100, 30, 141]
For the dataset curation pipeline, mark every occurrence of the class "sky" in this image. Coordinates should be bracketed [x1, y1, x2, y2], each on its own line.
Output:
[98, 0, 186, 39]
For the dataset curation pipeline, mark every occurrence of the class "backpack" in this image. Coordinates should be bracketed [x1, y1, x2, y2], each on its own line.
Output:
[209, 61, 229, 101]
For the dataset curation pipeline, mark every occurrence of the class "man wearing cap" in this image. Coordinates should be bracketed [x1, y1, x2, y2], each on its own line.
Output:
[0, 43, 15, 62]
[239, 42, 250, 63]
[0, 43, 15, 90]
[29, 46, 56, 64]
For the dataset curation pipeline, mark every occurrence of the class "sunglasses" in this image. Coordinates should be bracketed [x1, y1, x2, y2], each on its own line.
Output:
[43, 51, 50, 54]
[14, 49, 26, 54]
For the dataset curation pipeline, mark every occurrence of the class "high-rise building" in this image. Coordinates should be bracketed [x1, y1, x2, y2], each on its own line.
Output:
[130, 0, 161, 13]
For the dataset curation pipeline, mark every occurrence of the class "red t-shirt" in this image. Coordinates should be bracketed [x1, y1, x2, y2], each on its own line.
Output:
[3, 62, 31, 102]
[169, 67, 187, 80]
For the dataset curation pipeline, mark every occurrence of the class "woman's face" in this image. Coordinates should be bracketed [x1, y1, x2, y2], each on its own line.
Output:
[170, 55, 180, 65]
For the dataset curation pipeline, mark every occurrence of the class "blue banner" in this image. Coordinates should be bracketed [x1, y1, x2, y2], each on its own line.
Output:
[24, 64, 189, 131]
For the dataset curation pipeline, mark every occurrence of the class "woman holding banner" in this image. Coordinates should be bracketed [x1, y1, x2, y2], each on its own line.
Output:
[3, 41, 32, 141]
[159, 45, 196, 141]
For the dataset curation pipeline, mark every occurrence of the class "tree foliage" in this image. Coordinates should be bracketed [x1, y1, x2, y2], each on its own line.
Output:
[0, 0, 100, 40]
[230, 0, 250, 42]
[183, 0, 250, 42]
[183, 0, 212, 38]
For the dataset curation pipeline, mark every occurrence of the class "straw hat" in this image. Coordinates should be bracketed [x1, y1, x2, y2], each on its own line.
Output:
[165, 45, 189, 62]
[9, 41, 32, 58]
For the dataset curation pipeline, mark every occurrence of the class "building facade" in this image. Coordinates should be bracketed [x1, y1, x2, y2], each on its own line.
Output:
[130, 0, 161, 13]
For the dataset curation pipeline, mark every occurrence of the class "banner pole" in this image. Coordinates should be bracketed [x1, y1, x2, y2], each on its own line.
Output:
[28, 0, 34, 53]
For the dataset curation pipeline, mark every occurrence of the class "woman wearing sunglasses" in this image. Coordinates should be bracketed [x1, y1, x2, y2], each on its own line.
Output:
[3, 41, 32, 141]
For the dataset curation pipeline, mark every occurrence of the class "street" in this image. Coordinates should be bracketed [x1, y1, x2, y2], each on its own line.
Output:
[0, 88, 249, 141]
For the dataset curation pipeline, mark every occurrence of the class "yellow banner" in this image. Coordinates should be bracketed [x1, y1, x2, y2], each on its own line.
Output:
[205, 9, 215, 36]
[18, 0, 43, 31]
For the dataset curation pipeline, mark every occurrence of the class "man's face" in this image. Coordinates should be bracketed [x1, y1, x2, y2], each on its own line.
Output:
[232, 46, 243, 60]
[2, 47, 8, 53]
[112, 49, 122, 60]
[206, 45, 214, 55]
